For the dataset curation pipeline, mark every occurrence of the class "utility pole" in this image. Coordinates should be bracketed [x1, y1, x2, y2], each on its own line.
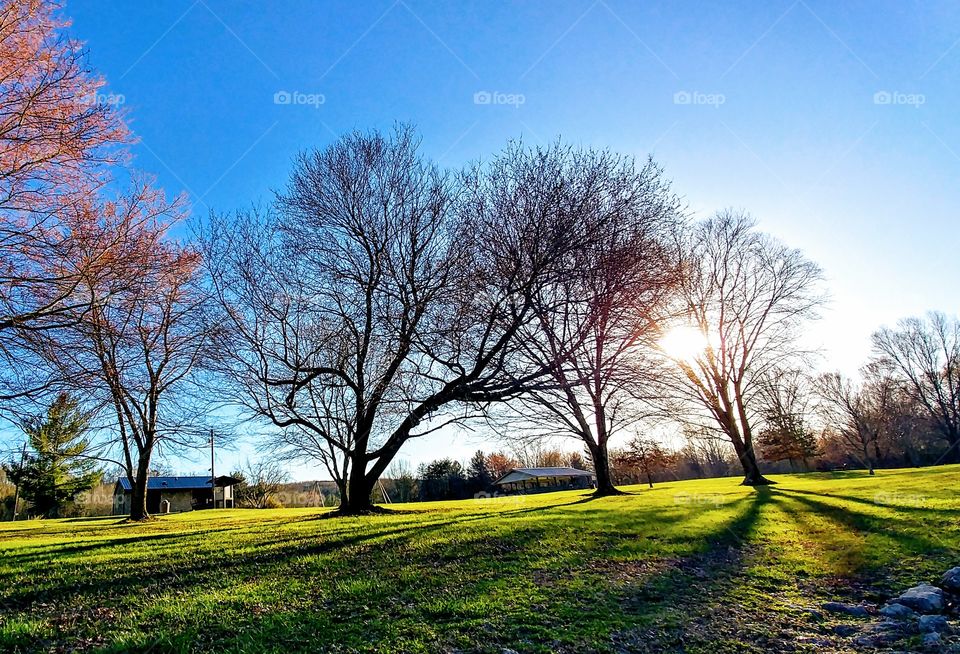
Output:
[11, 440, 27, 521]
[209, 429, 216, 509]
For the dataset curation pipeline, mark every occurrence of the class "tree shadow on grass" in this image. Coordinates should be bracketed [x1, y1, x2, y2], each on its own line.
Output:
[777, 486, 960, 516]
[771, 488, 955, 556]
[2, 487, 786, 654]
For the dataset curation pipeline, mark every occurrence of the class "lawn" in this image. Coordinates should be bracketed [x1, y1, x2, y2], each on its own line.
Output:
[1, 466, 958, 653]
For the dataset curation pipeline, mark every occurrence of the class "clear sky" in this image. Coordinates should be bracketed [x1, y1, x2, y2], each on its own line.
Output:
[61, 0, 960, 479]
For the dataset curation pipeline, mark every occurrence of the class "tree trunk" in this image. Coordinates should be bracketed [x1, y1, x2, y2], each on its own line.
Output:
[589, 443, 623, 496]
[730, 435, 774, 486]
[340, 461, 376, 515]
[129, 456, 151, 521]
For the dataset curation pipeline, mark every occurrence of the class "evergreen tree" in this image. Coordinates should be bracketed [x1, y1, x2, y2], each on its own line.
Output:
[417, 459, 466, 501]
[3, 394, 102, 517]
[466, 450, 493, 495]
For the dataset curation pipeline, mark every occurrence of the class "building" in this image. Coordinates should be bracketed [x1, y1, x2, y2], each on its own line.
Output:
[492, 467, 596, 493]
[113, 476, 240, 515]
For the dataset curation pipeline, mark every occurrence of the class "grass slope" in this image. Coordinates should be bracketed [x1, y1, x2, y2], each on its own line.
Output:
[1, 466, 958, 653]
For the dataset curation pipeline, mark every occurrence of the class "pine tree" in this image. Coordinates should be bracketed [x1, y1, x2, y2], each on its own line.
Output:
[466, 450, 493, 495]
[4, 394, 102, 517]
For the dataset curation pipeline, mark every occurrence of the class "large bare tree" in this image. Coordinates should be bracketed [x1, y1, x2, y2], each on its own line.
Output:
[503, 157, 682, 495]
[872, 312, 960, 464]
[30, 185, 214, 520]
[655, 211, 825, 485]
[203, 127, 611, 515]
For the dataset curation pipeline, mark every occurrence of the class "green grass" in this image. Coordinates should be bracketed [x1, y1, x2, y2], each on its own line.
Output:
[1, 466, 959, 653]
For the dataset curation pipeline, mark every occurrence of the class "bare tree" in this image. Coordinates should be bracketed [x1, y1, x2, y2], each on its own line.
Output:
[654, 211, 825, 485]
[0, 0, 131, 407]
[816, 372, 884, 474]
[203, 128, 607, 515]
[503, 157, 681, 495]
[233, 459, 288, 508]
[872, 312, 960, 464]
[31, 188, 216, 520]
[755, 370, 819, 469]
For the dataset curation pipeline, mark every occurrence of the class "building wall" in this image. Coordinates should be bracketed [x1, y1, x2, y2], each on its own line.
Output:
[159, 491, 194, 513]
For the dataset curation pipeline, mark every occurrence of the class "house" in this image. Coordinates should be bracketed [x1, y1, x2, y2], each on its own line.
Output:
[492, 467, 596, 494]
[113, 476, 240, 515]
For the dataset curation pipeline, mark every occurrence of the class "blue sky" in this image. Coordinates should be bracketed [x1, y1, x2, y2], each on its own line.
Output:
[63, 0, 960, 479]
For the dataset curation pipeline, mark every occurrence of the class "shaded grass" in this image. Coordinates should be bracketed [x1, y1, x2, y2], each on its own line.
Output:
[0, 466, 958, 653]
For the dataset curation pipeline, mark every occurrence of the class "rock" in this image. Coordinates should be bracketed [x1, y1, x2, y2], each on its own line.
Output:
[922, 631, 941, 648]
[823, 601, 870, 617]
[897, 584, 945, 614]
[919, 615, 950, 634]
[851, 620, 913, 648]
[880, 602, 918, 619]
[805, 609, 824, 621]
[943, 567, 960, 593]
[833, 624, 860, 636]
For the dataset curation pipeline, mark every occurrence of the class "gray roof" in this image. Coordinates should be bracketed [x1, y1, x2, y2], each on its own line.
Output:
[493, 467, 595, 485]
[116, 476, 238, 492]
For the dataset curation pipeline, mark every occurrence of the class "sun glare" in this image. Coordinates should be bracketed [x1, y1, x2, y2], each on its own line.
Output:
[660, 326, 709, 361]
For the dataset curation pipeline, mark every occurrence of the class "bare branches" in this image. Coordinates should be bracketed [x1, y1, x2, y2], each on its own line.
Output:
[872, 312, 960, 463]
[652, 210, 826, 484]
[498, 154, 683, 493]
[203, 129, 656, 513]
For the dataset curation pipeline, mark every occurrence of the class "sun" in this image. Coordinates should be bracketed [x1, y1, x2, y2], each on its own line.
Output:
[659, 325, 710, 361]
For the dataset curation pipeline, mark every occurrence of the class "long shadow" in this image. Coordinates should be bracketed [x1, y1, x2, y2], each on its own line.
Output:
[109, 490, 777, 653]
[771, 488, 953, 556]
[0, 523, 287, 569]
[781, 486, 960, 515]
[580, 488, 777, 652]
[2, 500, 581, 608]
[1, 488, 783, 653]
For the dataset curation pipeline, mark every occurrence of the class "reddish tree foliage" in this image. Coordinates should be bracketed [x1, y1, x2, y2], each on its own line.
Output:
[486, 452, 520, 480]
[0, 0, 131, 362]
[33, 182, 211, 521]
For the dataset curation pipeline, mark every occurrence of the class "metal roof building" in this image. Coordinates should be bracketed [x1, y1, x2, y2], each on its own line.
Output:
[113, 476, 240, 515]
[492, 467, 596, 493]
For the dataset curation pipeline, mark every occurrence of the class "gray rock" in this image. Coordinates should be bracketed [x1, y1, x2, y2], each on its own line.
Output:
[942, 566, 960, 593]
[919, 615, 950, 634]
[823, 601, 870, 617]
[922, 631, 941, 648]
[880, 602, 918, 619]
[897, 584, 944, 613]
[804, 609, 824, 621]
[833, 624, 860, 636]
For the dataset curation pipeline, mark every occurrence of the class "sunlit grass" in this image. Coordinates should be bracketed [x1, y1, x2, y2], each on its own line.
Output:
[1, 466, 958, 652]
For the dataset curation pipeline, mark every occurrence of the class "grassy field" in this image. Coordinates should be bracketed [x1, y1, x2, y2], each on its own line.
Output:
[1, 466, 958, 653]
